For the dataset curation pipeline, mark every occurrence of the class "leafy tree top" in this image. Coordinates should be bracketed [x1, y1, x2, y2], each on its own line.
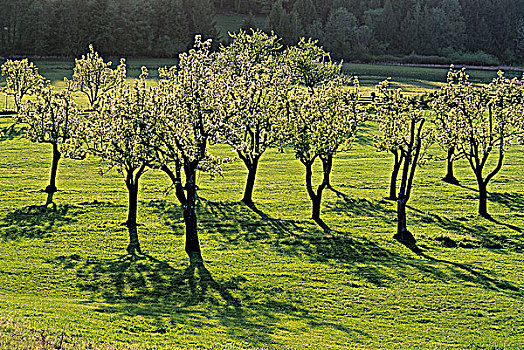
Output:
[373, 79, 432, 159]
[284, 37, 341, 91]
[1, 59, 46, 112]
[67, 45, 126, 109]
[19, 84, 83, 157]
[286, 76, 361, 164]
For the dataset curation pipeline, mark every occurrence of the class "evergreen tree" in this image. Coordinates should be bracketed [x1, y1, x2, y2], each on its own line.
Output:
[292, 0, 318, 27]
[183, 0, 219, 43]
[323, 7, 359, 59]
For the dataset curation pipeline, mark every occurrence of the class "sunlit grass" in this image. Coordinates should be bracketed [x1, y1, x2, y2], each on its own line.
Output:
[1, 108, 524, 348]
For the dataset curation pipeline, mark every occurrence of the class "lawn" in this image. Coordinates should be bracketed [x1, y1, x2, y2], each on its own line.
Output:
[2, 57, 522, 111]
[1, 102, 524, 349]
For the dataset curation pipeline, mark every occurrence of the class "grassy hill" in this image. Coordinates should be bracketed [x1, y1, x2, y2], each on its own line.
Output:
[1, 104, 524, 348]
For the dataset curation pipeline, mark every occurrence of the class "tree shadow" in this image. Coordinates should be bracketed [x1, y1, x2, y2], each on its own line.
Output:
[483, 214, 522, 234]
[327, 187, 396, 224]
[54, 252, 367, 347]
[0, 124, 25, 141]
[449, 182, 479, 192]
[0, 205, 81, 240]
[78, 199, 124, 209]
[415, 249, 524, 297]
[145, 200, 184, 234]
[353, 123, 374, 146]
[199, 200, 307, 245]
[489, 192, 524, 213]
[407, 205, 524, 251]
[145, 197, 523, 306]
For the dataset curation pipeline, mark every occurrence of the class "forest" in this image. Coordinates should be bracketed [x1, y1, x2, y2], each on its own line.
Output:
[1, 0, 524, 65]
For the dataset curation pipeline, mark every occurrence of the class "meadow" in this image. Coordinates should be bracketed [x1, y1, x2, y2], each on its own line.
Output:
[1, 60, 524, 349]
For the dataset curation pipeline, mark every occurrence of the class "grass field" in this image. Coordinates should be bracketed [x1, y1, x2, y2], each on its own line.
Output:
[1, 57, 522, 111]
[1, 97, 524, 350]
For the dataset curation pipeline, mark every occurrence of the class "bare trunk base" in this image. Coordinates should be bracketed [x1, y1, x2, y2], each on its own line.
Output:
[393, 230, 417, 246]
[126, 224, 142, 256]
[442, 174, 460, 185]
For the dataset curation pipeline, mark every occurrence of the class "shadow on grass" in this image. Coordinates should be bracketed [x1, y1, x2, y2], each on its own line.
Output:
[489, 192, 524, 213]
[407, 205, 524, 251]
[142, 198, 524, 307]
[146, 200, 184, 234]
[0, 205, 81, 240]
[54, 251, 369, 346]
[353, 123, 374, 146]
[327, 187, 396, 224]
[0, 124, 25, 141]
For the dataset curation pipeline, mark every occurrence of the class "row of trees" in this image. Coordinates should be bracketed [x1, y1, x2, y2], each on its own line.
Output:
[2, 31, 523, 262]
[2, 0, 524, 64]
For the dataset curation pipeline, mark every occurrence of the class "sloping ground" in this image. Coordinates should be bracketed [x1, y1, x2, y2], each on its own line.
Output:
[1, 115, 524, 349]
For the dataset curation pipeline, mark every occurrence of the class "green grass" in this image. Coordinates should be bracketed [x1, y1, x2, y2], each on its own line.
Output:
[2, 57, 522, 111]
[1, 111, 524, 348]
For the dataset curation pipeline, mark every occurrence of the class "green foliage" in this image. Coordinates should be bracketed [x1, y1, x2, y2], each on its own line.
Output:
[68, 45, 126, 109]
[222, 29, 282, 66]
[284, 38, 341, 91]
[286, 77, 361, 163]
[19, 85, 82, 153]
[1, 59, 46, 113]
[218, 31, 291, 163]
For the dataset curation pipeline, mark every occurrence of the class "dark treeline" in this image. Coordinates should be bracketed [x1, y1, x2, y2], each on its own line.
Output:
[262, 0, 524, 64]
[0, 0, 217, 57]
[1, 0, 524, 64]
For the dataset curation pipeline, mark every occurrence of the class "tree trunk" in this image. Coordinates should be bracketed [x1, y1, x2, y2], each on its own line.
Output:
[394, 196, 416, 245]
[126, 224, 141, 256]
[126, 181, 139, 226]
[161, 164, 186, 206]
[242, 157, 259, 205]
[184, 164, 203, 265]
[477, 179, 488, 218]
[388, 150, 401, 200]
[443, 146, 459, 184]
[324, 154, 333, 188]
[125, 178, 142, 255]
[45, 143, 61, 206]
[305, 158, 330, 222]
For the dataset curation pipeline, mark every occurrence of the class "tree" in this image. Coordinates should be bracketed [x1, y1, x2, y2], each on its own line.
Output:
[241, 12, 258, 31]
[440, 68, 523, 218]
[67, 45, 126, 110]
[19, 84, 83, 207]
[218, 30, 291, 204]
[323, 7, 360, 60]
[183, 0, 218, 44]
[373, 80, 432, 246]
[284, 38, 341, 94]
[154, 36, 230, 264]
[286, 77, 361, 226]
[430, 68, 464, 184]
[292, 0, 317, 27]
[1, 59, 45, 113]
[80, 69, 161, 255]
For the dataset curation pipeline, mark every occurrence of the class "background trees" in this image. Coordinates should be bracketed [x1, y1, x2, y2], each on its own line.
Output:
[1, 0, 523, 63]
